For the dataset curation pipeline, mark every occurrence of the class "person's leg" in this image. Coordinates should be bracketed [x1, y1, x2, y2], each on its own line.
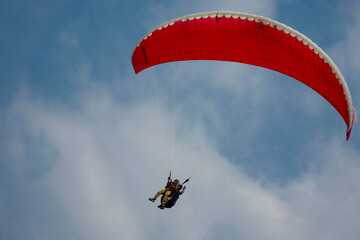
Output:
[161, 190, 172, 204]
[149, 189, 166, 202]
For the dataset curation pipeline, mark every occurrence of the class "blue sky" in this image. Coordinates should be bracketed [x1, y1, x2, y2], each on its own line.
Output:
[1, 0, 360, 239]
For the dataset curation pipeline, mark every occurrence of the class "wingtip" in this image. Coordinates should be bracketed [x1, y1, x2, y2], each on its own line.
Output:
[346, 127, 352, 141]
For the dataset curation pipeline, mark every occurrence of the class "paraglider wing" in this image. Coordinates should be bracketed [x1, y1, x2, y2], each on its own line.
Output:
[131, 11, 356, 140]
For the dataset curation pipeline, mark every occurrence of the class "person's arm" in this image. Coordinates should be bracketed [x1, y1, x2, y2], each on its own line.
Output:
[179, 186, 186, 195]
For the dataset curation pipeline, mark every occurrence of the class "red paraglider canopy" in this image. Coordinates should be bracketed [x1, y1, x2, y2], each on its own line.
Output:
[131, 11, 356, 140]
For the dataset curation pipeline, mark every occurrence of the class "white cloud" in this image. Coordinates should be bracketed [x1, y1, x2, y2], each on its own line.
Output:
[2, 79, 359, 239]
[276, 138, 360, 240]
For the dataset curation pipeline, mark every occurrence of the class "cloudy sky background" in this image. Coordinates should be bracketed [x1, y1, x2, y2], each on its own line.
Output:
[1, 0, 360, 239]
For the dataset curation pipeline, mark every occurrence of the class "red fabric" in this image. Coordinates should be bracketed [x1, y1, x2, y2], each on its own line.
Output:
[132, 16, 351, 137]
